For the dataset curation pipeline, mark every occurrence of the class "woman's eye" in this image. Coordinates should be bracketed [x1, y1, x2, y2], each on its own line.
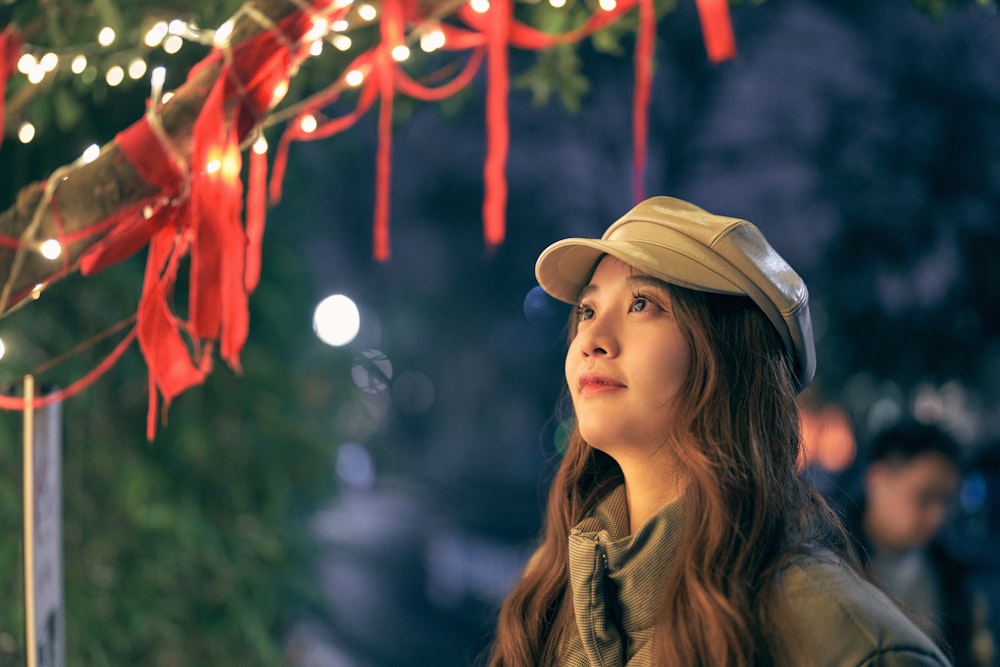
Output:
[577, 305, 594, 321]
[630, 297, 648, 312]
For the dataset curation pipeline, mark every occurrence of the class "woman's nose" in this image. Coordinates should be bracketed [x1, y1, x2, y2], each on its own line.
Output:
[578, 317, 619, 357]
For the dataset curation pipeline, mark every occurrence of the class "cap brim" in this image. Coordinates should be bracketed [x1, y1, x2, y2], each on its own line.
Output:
[535, 238, 745, 305]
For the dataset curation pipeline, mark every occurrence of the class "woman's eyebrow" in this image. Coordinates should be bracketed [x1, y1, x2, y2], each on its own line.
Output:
[626, 275, 671, 295]
[577, 283, 598, 301]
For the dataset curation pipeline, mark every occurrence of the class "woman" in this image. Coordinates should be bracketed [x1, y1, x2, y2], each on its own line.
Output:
[488, 197, 950, 666]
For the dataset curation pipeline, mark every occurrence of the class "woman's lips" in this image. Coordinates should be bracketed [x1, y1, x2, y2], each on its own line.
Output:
[577, 372, 626, 396]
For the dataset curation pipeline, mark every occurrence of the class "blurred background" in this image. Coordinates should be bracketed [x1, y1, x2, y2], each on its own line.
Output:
[1, 0, 999, 664]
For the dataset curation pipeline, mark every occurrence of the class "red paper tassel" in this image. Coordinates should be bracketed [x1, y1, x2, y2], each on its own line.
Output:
[245, 142, 268, 292]
[483, 0, 512, 247]
[633, 0, 655, 202]
[0, 27, 22, 154]
[374, 0, 405, 262]
[695, 0, 737, 63]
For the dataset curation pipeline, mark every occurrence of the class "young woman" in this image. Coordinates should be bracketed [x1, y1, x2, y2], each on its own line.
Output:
[488, 197, 950, 666]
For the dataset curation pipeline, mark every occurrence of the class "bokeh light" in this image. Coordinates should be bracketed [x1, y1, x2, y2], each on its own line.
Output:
[313, 294, 360, 347]
[336, 442, 375, 488]
[351, 349, 392, 394]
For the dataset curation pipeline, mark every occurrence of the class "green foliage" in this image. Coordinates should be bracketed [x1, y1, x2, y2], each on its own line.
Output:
[0, 238, 345, 665]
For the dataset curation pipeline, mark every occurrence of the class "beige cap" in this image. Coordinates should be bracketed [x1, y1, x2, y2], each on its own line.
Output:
[535, 196, 815, 391]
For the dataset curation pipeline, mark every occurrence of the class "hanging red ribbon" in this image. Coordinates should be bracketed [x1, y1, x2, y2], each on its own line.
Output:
[695, 0, 737, 63]
[633, 0, 655, 202]
[483, 0, 512, 247]
[0, 27, 22, 154]
[245, 142, 268, 292]
[374, 0, 406, 261]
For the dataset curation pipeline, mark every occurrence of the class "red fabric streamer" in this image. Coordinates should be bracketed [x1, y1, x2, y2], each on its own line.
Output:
[137, 223, 212, 439]
[695, 0, 737, 63]
[189, 66, 248, 370]
[0, 27, 22, 154]
[483, 0, 513, 247]
[373, 0, 406, 261]
[394, 48, 485, 102]
[245, 143, 268, 292]
[633, 0, 655, 202]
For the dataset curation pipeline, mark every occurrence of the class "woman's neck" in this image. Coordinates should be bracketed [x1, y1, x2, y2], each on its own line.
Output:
[617, 451, 685, 534]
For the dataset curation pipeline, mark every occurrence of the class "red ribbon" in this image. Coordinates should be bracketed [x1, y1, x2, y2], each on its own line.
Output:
[0, 27, 22, 154]
[695, 0, 737, 63]
[245, 142, 268, 292]
[633, 0, 655, 202]
[483, 0, 512, 247]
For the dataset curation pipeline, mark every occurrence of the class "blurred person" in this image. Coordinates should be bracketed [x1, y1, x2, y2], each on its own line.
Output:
[486, 197, 949, 665]
[842, 422, 993, 667]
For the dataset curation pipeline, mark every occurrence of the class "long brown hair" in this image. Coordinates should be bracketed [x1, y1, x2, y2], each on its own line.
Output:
[488, 281, 852, 666]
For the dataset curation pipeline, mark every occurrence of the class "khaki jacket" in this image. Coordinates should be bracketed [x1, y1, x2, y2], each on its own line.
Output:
[557, 485, 951, 666]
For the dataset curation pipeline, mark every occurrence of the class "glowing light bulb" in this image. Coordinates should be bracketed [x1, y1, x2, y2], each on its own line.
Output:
[420, 29, 446, 52]
[105, 65, 125, 86]
[214, 20, 235, 47]
[550, 0, 567, 7]
[17, 54, 37, 74]
[163, 35, 183, 54]
[598, 0, 616, 10]
[39, 239, 62, 260]
[313, 294, 360, 346]
[305, 17, 329, 42]
[162, 91, 175, 103]
[333, 35, 352, 51]
[357, 3, 377, 20]
[345, 69, 364, 86]
[144, 21, 169, 47]
[470, 0, 490, 13]
[98, 26, 116, 46]
[71, 55, 87, 74]
[300, 114, 318, 133]
[332, 19, 349, 32]
[27, 67, 45, 85]
[252, 136, 268, 154]
[310, 40, 324, 57]
[39, 53, 58, 72]
[168, 19, 187, 35]
[17, 122, 35, 144]
[206, 158, 222, 174]
[128, 58, 147, 80]
[272, 80, 289, 101]
[31, 284, 45, 300]
[0, 337, 6, 361]
[81, 144, 101, 164]
[391, 45, 410, 62]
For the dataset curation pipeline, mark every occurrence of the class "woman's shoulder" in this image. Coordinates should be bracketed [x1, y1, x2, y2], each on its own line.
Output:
[778, 552, 952, 666]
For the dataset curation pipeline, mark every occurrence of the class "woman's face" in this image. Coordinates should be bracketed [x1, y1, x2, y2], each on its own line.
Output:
[565, 256, 692, 458]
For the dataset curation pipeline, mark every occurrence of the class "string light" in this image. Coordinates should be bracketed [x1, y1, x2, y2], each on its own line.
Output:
[16, 54, 36, 74]
[27, 67, 45, 85]
[214, 20, 235, 47]
[272, 80, 289, 102]
[98, 27, 116, 47]
[71, 55, 88, 74]
[163, 35, 183, 54]
[549, 0, 567, 7]
[357, 3, 378, 21]
[300, 114, 318, 133]
[598, 0, 616, 10]
[106, 65, 125, 87]
[31, 284, 45, 300]
[128, 58, 147, 80]
[168, 19, 187, 35]
[305, 17, 329, 42]
[40, 53, 59, 72]
[470, 0, 490, 13]
[310, 40, 324, 57]
[39, 240, 62, 261]
[252, 136, 268, 154]
[345, 69, 365, 86]
[206, 158, 222, 174]
[17, 123, 35, 144]
[332, 19, 349, 32]
[144, 21, 169, 47]
[81, 144, 101, 164]
[391, 45, 411, 62]
[420, 29, 446, 52]
[0, 337, 5, 361]
[333, 35, 352, 51]
[150, 66, 166, 105]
